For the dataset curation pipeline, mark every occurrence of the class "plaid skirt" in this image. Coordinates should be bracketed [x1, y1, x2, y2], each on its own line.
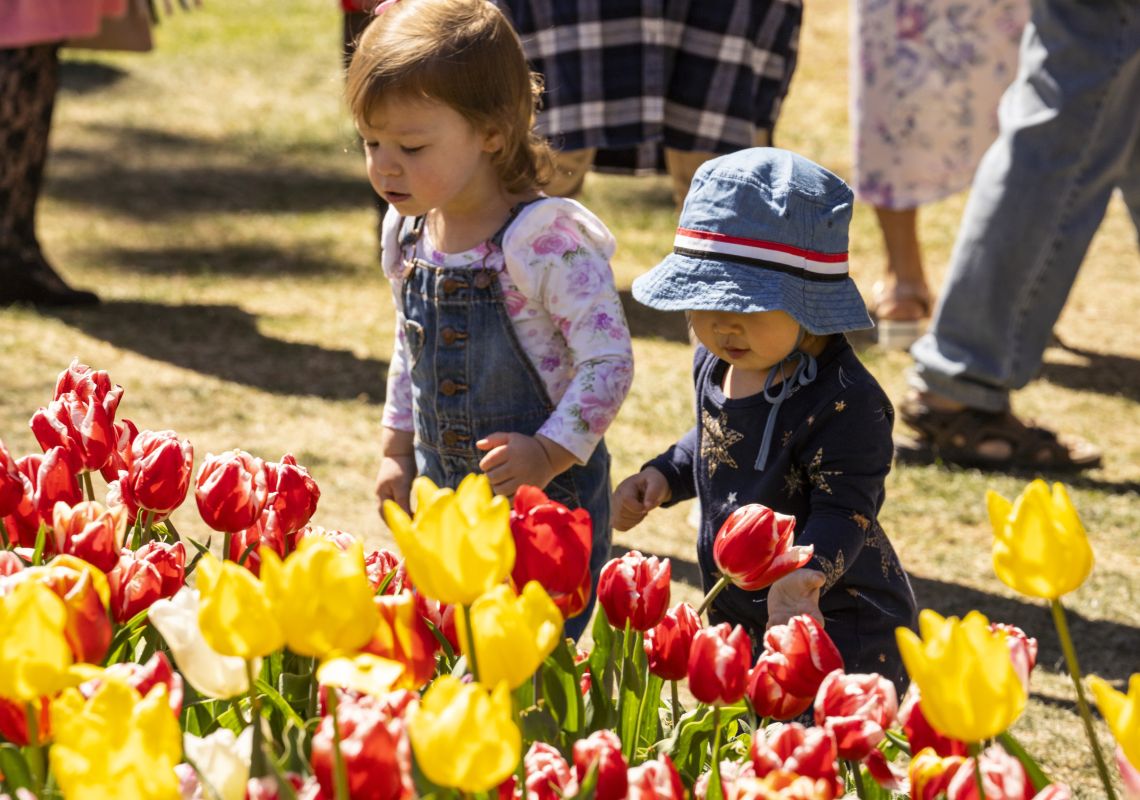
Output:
[495, 0, 802, 172]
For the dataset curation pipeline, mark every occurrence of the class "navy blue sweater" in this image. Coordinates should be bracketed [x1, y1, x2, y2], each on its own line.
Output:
[647, 336, 917, 684]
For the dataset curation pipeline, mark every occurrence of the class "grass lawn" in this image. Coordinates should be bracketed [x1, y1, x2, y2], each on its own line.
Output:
[1, 1, 1137, 793]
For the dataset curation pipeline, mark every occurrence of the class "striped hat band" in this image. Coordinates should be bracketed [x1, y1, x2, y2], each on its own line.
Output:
[673, 227, 849, 283]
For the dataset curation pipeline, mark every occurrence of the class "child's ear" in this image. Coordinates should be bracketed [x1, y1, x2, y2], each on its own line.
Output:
[481, 127, 505, 154]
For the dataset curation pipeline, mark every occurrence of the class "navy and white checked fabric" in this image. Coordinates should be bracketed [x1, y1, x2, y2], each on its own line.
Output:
[495, 0, 802, 172]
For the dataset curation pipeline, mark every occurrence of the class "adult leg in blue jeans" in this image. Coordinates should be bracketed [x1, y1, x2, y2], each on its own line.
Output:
[898, 0, 1140, 471]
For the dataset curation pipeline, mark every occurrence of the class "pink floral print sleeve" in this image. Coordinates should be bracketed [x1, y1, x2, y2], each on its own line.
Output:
[380, 198, 634, 464]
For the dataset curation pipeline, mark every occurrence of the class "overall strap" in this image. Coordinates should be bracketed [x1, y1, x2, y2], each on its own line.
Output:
[488, 197, 545, 250]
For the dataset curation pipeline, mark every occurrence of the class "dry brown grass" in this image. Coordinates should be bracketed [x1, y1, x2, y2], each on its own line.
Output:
[1, 0, 1137, 793]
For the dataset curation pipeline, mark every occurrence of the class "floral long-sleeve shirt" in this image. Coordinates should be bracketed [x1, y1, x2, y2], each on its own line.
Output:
[379, 197, 634, 464]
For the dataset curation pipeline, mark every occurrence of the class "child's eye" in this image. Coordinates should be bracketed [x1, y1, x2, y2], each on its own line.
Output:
[400, 145, 425, 154]
[363, 140, 379, 149]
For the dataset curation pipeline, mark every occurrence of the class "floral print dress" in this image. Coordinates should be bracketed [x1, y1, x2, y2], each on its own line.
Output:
[851, 0, 1029, 208]
[380, 197, 634, 465]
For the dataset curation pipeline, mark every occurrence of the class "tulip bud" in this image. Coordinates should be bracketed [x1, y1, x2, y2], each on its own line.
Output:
[195, 450, 269, 533]
[597, 550, 671, 631]
[363, 591, 440, 690]
[712, 504, 813, 591]
[521, 741, 578, 800]
[763, 614, 844, 699]
[52, 500, 127, 573]
[746, 653, 814, 721]
[6, 449, 81, 547]
[991, 622, 1038, 690]
[644, 602, 701, 681]
[687, 623, 752, 706]
[311, 691, 414, 800]
[813, 671, 897, 761]
[510, 485, 592, 617]
[0, 439, 24, 519]
[750, 723, 841, 798]
[107, 540, 187, 623]
[265, 454, 320, 534]
[30, 392, 115, 474]
[30, 554, 114, 664]
[627, 753, 684, 800]
[573, 730, 628, 800]
[126, 430, 193, 518]
[945, 745, 1033, 800]
[365, 548, 406, 592]
[53, 359, 123, 418]
[909, 748, 967, 800]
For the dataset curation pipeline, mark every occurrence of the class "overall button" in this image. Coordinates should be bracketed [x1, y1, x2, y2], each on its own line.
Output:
[473, 271, 493, 289]
[440, 379, 465, 396]
[441, 430, 459, 446]
[441, 327, 463, 345]
[441, 278, 464, 295]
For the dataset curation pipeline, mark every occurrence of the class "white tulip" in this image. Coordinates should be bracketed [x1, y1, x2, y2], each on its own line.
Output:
[181, 727, 252, 800]
[149, 587, 257, 699]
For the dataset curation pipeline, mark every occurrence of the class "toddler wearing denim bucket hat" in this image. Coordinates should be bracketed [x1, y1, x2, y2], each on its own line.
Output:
[615, 148, 917, 687]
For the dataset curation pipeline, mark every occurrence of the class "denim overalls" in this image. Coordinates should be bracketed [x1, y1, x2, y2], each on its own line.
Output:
[397, 201, 612, 639]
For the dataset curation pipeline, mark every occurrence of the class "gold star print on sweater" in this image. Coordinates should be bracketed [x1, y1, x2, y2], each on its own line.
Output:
[701, 409, 743, 477]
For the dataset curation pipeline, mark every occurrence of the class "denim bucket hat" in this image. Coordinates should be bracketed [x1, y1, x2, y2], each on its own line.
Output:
[632, 147, 872, 335]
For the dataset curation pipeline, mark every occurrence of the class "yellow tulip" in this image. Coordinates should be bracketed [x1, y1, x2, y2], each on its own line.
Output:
[383, 474, 514, 606]
[896, 609, 1026, 742]
[0, 580, 81, 703]
[260, 538, 378, 657]
[1090, 674, 1140, 771]
[317, 653, 406, 697]
[196, 553, 283, 659]
[455, 582, 563, 689]
[988, 480, 1094, 599]
[50, 677, 182, 800]
[408, 675, 520, 792]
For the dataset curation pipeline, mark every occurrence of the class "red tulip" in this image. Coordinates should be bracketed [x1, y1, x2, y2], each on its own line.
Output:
[597, 550, 671, 631]
[813, 672, 898, 761]
[0, 551, 24, 577]
[227, 510, 287, 576]
[627, 753, 684, 800]
[991, 622, 1038, 690]
[4, 449, 82, 547]
[945, 745, 1035, 800]
[51, 500, 126, 573]
[362, 591, 440, 690]
[53, 358, 123, 417]
[751, 723, 841, 798]
[510, 485, 592, 618]
[898, 685, 967, 758]
[573, 730, 628, 800]
[0, 439, 24, 518]
[125, 430, 194, 518]
[746, 653, 814, 721]
[0, 697, 49, 746]
[687, 623, 752, 706]
[107, 540, 186, 623]
[87, 652, 184, 717]
[311, 690, 414, 800]
[30, 392, 116, 474]
[105, 476, 142, 527]
[762, 615, 844, 699]
[712, 504, 813, 591]
[644, 602, 701, 681]
[32, 556, 113, 664]
[522, 741, 578, 800]
[195, 450, 269, 533]
[99, 418, 138, 483]
[265, 454, 320, 534]
[365, 548, 407, 592]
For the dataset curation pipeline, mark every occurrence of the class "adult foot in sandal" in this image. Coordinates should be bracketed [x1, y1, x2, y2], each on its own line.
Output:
[868, 278, 932, 351]
[894, 391, 1102, 472]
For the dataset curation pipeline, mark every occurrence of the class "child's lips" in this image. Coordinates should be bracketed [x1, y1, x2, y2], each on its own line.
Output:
[724, 346, 750, 359]
[384, 190, 411, 203]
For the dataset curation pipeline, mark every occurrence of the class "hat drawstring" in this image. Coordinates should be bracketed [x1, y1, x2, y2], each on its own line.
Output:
[755, 329, 817, 471]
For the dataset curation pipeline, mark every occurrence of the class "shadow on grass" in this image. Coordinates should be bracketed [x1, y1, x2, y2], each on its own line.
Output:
[59, 60, 129, 95]
[95, 243, 359, 277]
[620, 290, 690, 344]
[49, 300, 386, 403]
[615, 543, 1140, 683]
[1040, 342, 1140, 404]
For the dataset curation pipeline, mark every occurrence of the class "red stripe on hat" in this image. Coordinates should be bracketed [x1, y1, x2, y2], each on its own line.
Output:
[676, 227, 848, 264]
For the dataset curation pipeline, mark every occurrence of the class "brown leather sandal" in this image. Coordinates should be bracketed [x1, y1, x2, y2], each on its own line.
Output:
[894, 398, 1102, 472]
[868, 281, 933, 350]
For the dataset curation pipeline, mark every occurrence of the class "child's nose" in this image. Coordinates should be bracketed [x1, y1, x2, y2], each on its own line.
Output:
[711, 317, 742, 334]
[373, 149, 401, 177]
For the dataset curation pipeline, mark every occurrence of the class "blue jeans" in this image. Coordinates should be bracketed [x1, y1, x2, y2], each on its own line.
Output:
[910, 0, 1140, 411]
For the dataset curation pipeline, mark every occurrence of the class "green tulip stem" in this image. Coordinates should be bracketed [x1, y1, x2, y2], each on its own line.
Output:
[616, 621, 632, 733]
[1050, 598, 1118, 800]
[327, 687, 351, 800]
[966, 743, 987, 800]
[141, 509, 154, 545]
[0, 518, 10, 549]
[164, 516, 181, 541]
[307, 656, 319, 720]
[222, 530, 233, 562]
[670, 680, 681, 732]
[245, 660, 267, 779]
[696, 575, 731, 619]
[845, 759, 869, 800]
[24, 703, 45, 792]
[461, 603, 481, 684]
[710, 705, 723, 800]
[82, 471, 95, 503]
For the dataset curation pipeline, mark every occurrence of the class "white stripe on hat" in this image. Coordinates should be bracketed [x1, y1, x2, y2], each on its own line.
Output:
[674, 228, 849, 276]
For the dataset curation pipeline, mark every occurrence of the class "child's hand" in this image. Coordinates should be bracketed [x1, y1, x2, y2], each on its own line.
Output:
[765, 568, 826, 629]
[476, 432, 574, 496]
[375, 454, 416, 516]
[612, 467, 671, 531]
